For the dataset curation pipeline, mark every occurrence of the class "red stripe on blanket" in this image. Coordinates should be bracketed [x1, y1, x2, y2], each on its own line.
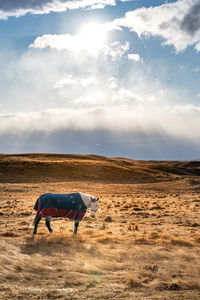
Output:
[39, 208, 85, 221]
[77, 212, 85, 221]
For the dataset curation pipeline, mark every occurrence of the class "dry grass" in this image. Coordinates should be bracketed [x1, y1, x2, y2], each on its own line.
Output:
[125, 273, 142, 288]
[1, 154, 200, 299]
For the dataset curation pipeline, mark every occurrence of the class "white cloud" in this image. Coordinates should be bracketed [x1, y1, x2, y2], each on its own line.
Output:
[30, 34, 131, 61]
[159, 89, 167, 96]
[103, 41, 130, 60]
[108, 77, 118, 89]
[195, 41, 200, 52]
[0, 41, 182, 116]
[54, 75, 98, 90]
[54, 75, 77, 89]
[110, 88, 144, 107]
[26, 0, 200, 54]
[1, 30, 199, 158]
[192, 65, 200, 72]
[172, 104, 200, 114]
[1, 47, 200, 159]
[0, 0, 116, 19]
[86, 4, 105, 10]
[109, 0, 200, 52]
[30, 22, 109, 54]
[1, 105, 200, 143]
[128, 53, 142, 62]
[80, 77, 98, 87]
[30, 33, 86, 52]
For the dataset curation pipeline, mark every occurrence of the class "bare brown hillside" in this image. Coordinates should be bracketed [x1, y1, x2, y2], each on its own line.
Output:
[0, 153, 200, 183]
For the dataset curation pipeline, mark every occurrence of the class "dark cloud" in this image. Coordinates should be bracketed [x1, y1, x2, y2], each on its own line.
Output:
[181, 1, 200, 35]
[0, 129, 199, 160]
[0, 0, 54, 11]
[0, 0, 116, 18]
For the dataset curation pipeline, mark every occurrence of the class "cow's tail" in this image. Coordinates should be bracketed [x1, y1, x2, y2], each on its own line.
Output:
[29, 211, 41, 228]
[29, 198, 41, 227]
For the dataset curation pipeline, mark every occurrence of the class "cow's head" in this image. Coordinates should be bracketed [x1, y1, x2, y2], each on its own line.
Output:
[90, 197, 99, 218]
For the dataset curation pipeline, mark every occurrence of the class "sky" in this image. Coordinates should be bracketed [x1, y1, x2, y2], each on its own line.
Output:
[0, 0, 200, 160]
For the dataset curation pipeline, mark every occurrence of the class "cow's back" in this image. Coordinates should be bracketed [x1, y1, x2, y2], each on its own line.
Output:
[34, 192, 87, 220]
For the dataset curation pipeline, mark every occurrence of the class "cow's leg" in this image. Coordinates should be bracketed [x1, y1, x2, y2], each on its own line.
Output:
[33, 213, 42, 235]
[45, 216, 53, 233]
[73, 220, 79, 235]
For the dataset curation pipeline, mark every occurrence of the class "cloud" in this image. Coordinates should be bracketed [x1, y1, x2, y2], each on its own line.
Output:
[1, 105, 200, 160]
[1, 29, 199, 159]
[111, 88, 143, 105]
[0, 41, 177, 114]
[54, 75, 98, 90]
[30, 22, 109, 54]
[128, 53, 143, 62]
[86, 4, 105, 10]
[103, 41, 130, 60]
[195, 41, 200, 52]
[27, 0, 200, 53]
[109, 0, 200, 52]
[192, 65, 200, 72]
[180, 1, 200, 35]
[29, 33, 87, 52]
[0, 0, 116, 19]
[108, 77, 118, 89]
[1, 126, 199, 160]
[30, 34, 131, 61]
[54, 75, 77, 89]
[80, 77, 98, 87]
[1, 103, 200, 137]
[172, 104, 200, 114]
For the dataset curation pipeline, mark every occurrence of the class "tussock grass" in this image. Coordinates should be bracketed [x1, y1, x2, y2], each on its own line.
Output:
[125, 273, 143, 288]
[1, 231, 19, 237]
[142, 231, 196, 247]
[128, 222, 139, 231]
[194, 236, 200, 244]
[170, 237, 194, 247]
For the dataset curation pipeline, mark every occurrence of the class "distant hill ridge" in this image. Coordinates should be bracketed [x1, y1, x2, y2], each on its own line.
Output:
[0, 153, 200, 183]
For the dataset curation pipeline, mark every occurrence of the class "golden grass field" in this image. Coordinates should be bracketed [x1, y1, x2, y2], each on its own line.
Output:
[1, 154, 200, 299]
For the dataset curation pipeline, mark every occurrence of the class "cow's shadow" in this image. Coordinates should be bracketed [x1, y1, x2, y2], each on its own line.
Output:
[21, 233, 86, 256]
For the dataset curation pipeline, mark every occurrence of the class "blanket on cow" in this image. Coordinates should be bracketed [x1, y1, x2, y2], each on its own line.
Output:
[34, 193, 87, 221]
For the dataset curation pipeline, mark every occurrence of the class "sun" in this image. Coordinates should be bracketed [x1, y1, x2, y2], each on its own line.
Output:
[79, 22, 107, 54]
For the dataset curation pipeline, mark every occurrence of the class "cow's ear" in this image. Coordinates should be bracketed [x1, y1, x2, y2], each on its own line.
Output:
[97, 197, 99, 201]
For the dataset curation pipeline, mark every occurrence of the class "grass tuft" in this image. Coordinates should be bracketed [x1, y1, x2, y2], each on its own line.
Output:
[125, 273, 142, 288]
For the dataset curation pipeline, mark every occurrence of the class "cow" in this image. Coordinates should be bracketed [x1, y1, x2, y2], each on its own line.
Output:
[33, 192, 99, 235]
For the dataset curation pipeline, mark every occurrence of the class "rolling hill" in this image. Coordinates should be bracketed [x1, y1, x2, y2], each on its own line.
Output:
[0, 153, 200, 183]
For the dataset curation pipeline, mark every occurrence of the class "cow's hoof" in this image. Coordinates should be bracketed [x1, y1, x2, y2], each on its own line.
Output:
[32, 233, 36, 239]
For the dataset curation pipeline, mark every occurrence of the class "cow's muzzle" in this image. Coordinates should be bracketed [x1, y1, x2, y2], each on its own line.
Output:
[91, 211, 96, 218]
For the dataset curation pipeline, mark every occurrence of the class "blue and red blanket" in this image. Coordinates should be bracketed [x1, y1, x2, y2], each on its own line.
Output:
[34, 193, 87, 221]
